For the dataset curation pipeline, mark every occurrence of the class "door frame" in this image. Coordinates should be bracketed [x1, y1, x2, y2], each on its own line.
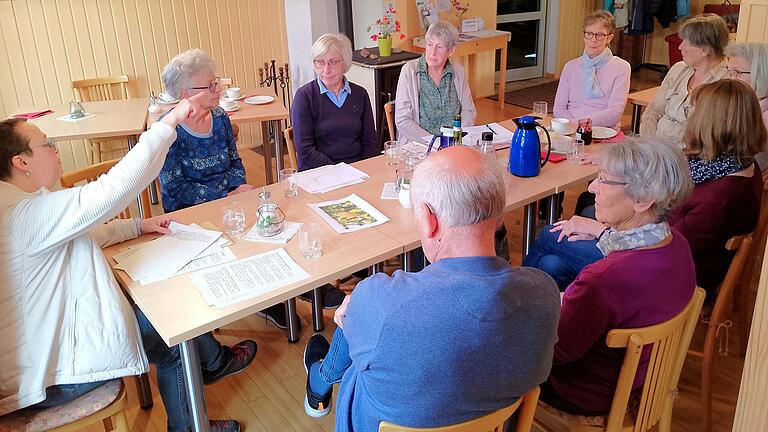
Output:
[496, 1, 549, 83]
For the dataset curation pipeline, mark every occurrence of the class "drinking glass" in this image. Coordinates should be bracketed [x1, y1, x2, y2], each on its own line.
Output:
[222, 202, 246, 237]
[569, 139, 584, 164]
[394, 167, 413, 193]
[279, 168, 298, 198]
[299, 223, 322, 260]
[384, 141, 400, 166]
[532, 101, 548, 118]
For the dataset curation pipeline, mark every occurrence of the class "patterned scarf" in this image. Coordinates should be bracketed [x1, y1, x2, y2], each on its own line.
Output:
[581, 47, 614, 99]
[687, 154, 746, 184]
[597, 221, 671, 257]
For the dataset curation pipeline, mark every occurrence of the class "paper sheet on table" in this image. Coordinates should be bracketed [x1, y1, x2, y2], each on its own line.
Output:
[290, 162, 369, 194]
[308, 194, 389, 233]
[419, 123, 514, 150]
[176, 247, 237, 275]
[191, 248, 310, 308]
[242, 221, 302, 244]
[381, 183, 399, 200]
[115, 222, 222, 284]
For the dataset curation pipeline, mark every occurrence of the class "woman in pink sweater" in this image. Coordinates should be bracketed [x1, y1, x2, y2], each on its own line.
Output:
[553, 10, 630, 129]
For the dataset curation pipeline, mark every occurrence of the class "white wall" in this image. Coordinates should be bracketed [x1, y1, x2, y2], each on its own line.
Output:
[284, 0, 340, 92]
[352, 0, 393, 50]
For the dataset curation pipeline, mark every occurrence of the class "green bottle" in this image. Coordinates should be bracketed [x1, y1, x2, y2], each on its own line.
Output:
[452, 114, 462, 146]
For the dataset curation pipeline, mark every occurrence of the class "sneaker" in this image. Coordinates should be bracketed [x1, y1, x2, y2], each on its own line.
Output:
[299, 284, 346, 309]
[210, 420, 240, 432]
[202, 340, 257, 385]
[256, 304, 288, 330]
[303, 334, 332, 418]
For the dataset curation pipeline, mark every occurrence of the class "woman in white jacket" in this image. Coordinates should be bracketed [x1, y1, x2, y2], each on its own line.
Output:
[0, 93, 252, 432]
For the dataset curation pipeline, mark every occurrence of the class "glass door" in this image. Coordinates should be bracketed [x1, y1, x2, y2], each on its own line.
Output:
[496, 0, 548, 82]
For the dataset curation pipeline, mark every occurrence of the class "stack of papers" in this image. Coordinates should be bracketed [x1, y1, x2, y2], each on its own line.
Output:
[191, 248, 310, 308]
[290, 163, 369, 193]
[114, 222, 236, 284]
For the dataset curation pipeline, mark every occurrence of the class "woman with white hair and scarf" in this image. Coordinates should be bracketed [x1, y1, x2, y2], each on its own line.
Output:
[553, 10, 631, 129]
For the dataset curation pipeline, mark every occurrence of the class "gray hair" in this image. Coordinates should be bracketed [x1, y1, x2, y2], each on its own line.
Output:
[161, 49, 217, 99]
[425, 21, 460, 50]
[679, 14, 729, 58]
[600, 137, 693, 220]
[311, 33, 353, 73]
[410, 150, 505, 227]
[725, 42, 768, 99]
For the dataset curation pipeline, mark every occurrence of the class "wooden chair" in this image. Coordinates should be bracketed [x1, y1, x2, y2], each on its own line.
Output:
[689, 235, 754, 432]
[0, 379, 129, 432]
[739, 182, 768, 353]
[379, 386, 540, 432]
[72, 75, 130, 163]
[384, 101, 396, 142]
[60, 158, 152, 219]
[534, 287, 706, 432]
[283, 127, 298, 171]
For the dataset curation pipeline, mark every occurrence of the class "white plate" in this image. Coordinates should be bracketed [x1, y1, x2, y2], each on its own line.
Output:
[220, 105, 240, 112]
[592, 126, 618, 139]
[244, 95, 275, 105]
[549, 125, 576, 135]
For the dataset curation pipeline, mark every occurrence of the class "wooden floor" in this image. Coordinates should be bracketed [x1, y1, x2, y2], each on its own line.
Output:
[90, 74, 751, 431]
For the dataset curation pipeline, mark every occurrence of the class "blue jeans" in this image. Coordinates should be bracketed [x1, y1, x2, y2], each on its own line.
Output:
[308, 328, 352, 397]
[523, 225, 603, 291]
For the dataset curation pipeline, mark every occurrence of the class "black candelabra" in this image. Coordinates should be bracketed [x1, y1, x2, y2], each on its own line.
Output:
[258, 60, 292, 115]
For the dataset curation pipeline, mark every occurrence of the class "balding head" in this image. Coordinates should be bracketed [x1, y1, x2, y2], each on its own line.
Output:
[410, 146, 506, 227]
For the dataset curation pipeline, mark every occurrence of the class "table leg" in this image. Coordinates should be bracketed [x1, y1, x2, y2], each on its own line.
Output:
[311, 287, 324, 333]
[522, 202, 537, 260]
[149, 181, 159, 205]
[286, 299, 301, 343]
[547, 193, 560, 225]
[271, 120, 284, 181]
[631, 104, 642, 134]
[369, 262, 384, 274]
[134, 374, 154, 409]
[499, 44, 508, 109]
[261, 122, 274, 185]
[468, 54, 477, 102]
[179, 340, 210, 432]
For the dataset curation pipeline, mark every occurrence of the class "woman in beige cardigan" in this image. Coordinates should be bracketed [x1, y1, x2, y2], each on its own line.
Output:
[395, 20, 476, 143]
[640, 14, 728, 144]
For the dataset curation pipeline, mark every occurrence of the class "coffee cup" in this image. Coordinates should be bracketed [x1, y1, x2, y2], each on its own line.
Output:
[219, 97, 237, 110]
[551, 133, 572, 153]
[226, 87, 241, 99]
[551, 118, 571, 134]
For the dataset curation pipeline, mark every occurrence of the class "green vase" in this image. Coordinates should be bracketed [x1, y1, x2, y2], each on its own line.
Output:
[378, 36, 392, 57]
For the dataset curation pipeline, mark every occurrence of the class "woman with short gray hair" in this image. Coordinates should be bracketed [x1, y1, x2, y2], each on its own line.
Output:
[640, 14, 729, 144]
[534, 136, 697, 417]
[395, 20, 476, 141]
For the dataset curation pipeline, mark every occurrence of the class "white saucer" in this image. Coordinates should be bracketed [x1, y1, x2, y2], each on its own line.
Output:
[549, 126, 576, 135]
[227, 94, 246, 101]
[244, 95, 275, 105]
[592, 126, 618, 139]
[157, 92, 179, 104]
[220, 105, 240, 112]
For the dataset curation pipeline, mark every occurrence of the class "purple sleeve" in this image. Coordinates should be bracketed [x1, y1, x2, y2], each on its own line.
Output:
[291, 86, 335, 170]
[553, 64, 573, 120]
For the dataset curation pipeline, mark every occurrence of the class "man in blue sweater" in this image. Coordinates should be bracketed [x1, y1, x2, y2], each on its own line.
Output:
[303, 146, 561, 431]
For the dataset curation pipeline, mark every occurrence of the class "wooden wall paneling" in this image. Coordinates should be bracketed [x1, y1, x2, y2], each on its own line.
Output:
[736, 0, 768, 42]
[555, 0, 594, 75]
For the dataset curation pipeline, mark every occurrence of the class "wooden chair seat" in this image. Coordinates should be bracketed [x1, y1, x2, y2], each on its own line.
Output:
[532, 399, 643, 432]
[0, 379, 128, 432]
[72, 75, 130, 163]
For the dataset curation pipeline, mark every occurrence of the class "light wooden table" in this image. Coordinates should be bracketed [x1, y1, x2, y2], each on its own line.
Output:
[148, 87, 290, 185]
[627, 86, 659, 134]
[12, 98, 152, 215]
[412, 31, 510, 109]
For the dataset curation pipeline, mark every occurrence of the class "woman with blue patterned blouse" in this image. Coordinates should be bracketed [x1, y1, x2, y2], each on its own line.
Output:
[159, 49, 255, 213]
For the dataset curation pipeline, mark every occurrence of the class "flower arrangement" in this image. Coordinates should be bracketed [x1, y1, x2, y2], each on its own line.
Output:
[451, 0, 470, 22]
[367, 7, 405, 42]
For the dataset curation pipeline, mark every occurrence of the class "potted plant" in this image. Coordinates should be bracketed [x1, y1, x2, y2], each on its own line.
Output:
[367, 7, 405, 57]
[451, 0, 470, 25]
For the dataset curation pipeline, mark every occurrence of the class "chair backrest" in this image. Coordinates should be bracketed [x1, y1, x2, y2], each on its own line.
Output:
[603, 287, 705, 432]
[384, 101, 396, 142]
[72, 75, 130, 102]
[283, 127, 298, 171]
[378, 386, 540, 432]
[60, 159, 151, 219]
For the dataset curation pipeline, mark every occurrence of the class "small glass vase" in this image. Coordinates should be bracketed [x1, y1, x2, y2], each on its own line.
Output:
[378, 35, 393, 57]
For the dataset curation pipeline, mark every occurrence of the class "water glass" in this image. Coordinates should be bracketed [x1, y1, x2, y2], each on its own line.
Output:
[384, 141, 400, 166]
[479, 142, 496, 164]
[222, 202, 246, 237]
[279, 168, 298, 198]
[533, 101, 548, 118]
[394, 167, 413, 193]
[299, 223, 322, 260]
[569, 139, 585, 164]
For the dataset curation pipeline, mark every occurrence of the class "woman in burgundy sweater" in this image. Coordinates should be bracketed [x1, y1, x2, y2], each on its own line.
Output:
[540, 138, 697, 416]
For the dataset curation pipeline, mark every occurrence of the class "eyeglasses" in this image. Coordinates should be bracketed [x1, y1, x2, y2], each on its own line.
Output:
[188, 77, 220, 92]
[39, 138, 57, 151]
[596, 172, 627, 186]
[313, 58, 342, 69]
[725, 66, 751, 78]
[584, 31, 612, 41]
